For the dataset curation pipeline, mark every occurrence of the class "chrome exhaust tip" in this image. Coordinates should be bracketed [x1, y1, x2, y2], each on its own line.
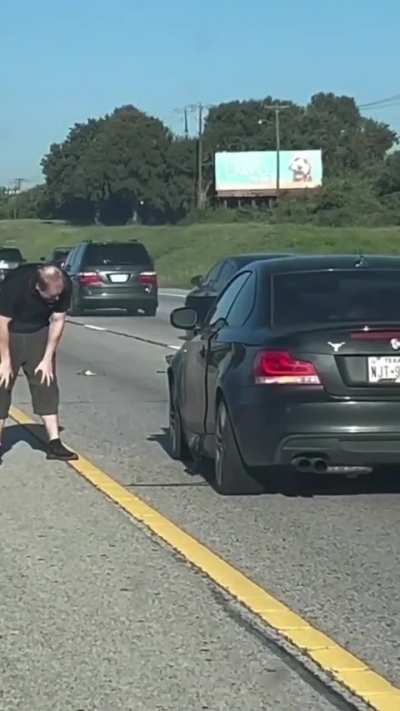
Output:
[312, 458, 328, 473]
[292, 456, 312, 473]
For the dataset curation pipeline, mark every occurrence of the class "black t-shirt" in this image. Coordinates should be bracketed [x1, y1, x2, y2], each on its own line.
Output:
[0, 264, 72, 333]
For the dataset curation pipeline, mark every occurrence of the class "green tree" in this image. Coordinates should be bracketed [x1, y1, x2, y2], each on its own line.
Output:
[42, 106, 185, 224]
[376, 151, 400, 196]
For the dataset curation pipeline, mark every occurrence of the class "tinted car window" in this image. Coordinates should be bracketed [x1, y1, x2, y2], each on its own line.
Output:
[214, 259, 238, 292]
[64, 246, 81, 273]
[202, 262, 223, 287]
[208, 272, 250, 326]
[53, 249, 70, 259]
[273, 270, 400, 326]
[227, 272, 256, 327]
[0, 249, 23, 261]
[83, 244, 152, 267]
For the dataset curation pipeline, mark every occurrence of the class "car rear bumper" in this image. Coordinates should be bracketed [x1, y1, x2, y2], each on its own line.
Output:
[277, 433, 400, 466]
[230, 390, 400, 468]
[79, 291, 158, 310]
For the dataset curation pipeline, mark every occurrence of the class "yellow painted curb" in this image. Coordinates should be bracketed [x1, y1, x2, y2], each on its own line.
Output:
[10, 405, 400, 710]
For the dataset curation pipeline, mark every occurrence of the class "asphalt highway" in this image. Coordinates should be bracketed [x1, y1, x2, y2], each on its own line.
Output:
[2, 291, 400, 710]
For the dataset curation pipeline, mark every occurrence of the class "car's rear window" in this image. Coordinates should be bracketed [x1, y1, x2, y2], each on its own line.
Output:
[0, 249, 23, 261]
[83, 243, 152, 266]
[272, 270, 400, 326]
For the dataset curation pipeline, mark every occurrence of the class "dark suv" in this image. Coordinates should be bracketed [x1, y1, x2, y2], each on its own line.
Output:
[63, 240, 158, 316]
[46, 247, 71, 269]
[0, 248, 25, 281]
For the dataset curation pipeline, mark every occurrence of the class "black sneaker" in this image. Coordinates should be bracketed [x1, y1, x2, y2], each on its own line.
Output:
[47, 438, 79, 461]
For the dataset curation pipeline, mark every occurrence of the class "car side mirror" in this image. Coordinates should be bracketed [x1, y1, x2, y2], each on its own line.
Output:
[191, 275, 202, 287]
[170, 307, 198, 331]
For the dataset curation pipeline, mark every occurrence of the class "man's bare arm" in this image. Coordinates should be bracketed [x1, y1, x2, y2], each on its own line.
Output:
[43, 312, 66, 361]
[0, 315, 13, 388]
[0, 315, 11, 364]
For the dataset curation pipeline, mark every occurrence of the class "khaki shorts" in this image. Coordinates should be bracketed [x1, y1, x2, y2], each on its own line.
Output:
[0, 327, 59, 419]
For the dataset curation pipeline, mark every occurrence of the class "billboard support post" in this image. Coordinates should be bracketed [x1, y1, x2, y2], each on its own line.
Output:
[275, 108, 280, 200]
[264, 104, 290, 201]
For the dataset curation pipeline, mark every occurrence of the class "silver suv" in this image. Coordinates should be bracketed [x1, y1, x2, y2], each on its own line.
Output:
[64, 240, 158, 316]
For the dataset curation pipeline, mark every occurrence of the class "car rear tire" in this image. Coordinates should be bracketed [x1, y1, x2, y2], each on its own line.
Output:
[215, 400, 264, 495]
[69, 297, 82, 317]
[168, 387, 191, 460]
[144, 305, 157, 317]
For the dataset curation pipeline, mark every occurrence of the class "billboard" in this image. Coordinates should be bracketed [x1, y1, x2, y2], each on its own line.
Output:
[215, 150, 322, 194]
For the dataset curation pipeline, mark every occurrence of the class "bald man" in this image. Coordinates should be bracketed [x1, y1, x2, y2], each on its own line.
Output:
[0, 263, 78, 461]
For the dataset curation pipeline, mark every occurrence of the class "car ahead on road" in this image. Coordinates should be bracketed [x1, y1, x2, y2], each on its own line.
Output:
[167, 254, 400, 495]
[186, 252, 292, 326]
[0, 247, 25, 281]
[63, 240, 158, 316]
[44, 247, 71, 269]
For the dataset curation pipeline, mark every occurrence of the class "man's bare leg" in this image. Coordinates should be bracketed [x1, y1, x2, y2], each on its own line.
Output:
[41, 413, 59, 442]
[41, 413, 78, 461]
[0, 418, 5, 449]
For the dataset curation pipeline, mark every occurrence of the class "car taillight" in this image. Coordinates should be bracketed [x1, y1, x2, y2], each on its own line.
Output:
[254, 350, 321, 385]
[138, 271, 158, 287]
[78, 272, 102, 286]
[351, 330, 400, 341]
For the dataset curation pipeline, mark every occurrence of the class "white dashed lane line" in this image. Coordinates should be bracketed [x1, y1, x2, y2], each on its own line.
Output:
[71, 320, 181, 352]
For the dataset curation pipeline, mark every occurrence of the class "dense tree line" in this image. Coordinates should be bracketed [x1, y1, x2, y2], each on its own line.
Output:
[3, 93, 400, 225]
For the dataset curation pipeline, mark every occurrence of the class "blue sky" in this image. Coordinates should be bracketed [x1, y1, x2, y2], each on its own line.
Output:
[1, 0, 399, 186]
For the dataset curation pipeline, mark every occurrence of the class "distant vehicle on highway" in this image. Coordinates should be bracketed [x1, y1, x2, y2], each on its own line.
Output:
[186, 252, 292, 326]
[63, 240, 158, 316]
[0, 247, 25, 281]
[167, 254, 400, 495]
[45, 247, 71, 269]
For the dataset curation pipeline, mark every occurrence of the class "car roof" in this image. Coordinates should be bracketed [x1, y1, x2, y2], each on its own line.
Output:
[81, 239, 144, 246]
[249, 254, 400, 274]
[231, 252, 292, 261]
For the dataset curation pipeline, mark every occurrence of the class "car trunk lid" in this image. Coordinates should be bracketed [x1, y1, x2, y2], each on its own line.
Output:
[272, 325, 400, 399]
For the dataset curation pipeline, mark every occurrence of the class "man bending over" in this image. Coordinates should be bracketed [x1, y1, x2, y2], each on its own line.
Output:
[0, 263, 78, 461]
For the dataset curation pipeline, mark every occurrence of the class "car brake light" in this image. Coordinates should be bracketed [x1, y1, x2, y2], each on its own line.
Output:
[138, 271, 158, 287]
[351, 331, 400, 341]
[254, 350, 321, 385]
[78, 272, 102, 286]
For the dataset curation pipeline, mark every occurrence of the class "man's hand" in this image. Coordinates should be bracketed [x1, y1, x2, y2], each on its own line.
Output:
[34, 358, 54, 386]
[0, 360, 13, 389]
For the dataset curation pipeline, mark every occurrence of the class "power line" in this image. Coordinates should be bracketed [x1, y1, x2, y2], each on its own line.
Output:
[359, 94, 400, 109]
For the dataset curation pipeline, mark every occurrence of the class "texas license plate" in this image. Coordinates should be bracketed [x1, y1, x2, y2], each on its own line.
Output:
[109, 274, 129, 283]
[368, 356, 400, 383]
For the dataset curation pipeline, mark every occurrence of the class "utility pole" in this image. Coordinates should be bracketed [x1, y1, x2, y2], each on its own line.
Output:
[14, 178, 25, 193]
[184, 107, 189, 140]
[174, 107, 189, 139]
[175, 102, 211, 208]
[7, 178, 28, 219]
[197, 103, 204, 209]
[263, 105, 290, 202]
